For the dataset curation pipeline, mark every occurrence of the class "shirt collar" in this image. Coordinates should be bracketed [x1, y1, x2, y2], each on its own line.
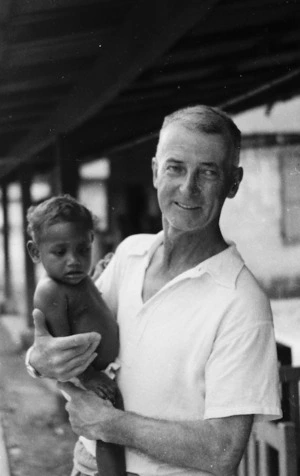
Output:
[128, 231, 164, 257]
[196, 243, 245, 288]
[128, 232, 244, 289]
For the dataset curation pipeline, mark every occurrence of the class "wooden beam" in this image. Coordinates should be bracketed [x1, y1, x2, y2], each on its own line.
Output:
[12, 1, 135, 29]
[0, 0, 14, 61]
[6, 31, 107, 67]
[69, 69, 300, 158]
[190, 0, 300, 35]
[14, 0, 105, 15]
[238, 49, 300, 73]
[219, 68, 300, 111]
[0, 112, 44, 125]
[154, 28, 300, 72]
[6, 0, 221, 175]
[0, 95, 60, 111]
[0, 74, 72, 94]
[0, 124, 31, 133]
[0, 0, 12, 19]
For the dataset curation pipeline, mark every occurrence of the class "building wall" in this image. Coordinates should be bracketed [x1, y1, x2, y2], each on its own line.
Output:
[2, 140, 300, 315]
[221, 145, 300, 297]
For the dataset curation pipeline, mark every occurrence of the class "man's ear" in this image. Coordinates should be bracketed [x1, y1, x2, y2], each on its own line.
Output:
[152, 157, 158, 189]
[27, 241, 41, 263]
[227, 166, 243, 199]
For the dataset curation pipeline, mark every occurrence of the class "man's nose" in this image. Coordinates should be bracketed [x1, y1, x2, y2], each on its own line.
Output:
[180, 172, 200, 195]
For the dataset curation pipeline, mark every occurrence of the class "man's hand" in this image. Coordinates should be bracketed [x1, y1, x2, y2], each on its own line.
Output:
[59, 380, 252, 476]
[58, 381, 118, 441]
[90, 252, 114, 281]
[30, 309, 101, 381]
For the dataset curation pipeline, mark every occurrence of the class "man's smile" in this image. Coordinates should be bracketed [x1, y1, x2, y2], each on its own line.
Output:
[175, 201, 201, 210]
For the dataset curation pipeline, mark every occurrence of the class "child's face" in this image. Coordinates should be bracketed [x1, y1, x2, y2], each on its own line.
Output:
[37, 222, 93, 285]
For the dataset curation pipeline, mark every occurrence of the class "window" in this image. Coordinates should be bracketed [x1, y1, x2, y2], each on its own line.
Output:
[281, 146, 300, 244]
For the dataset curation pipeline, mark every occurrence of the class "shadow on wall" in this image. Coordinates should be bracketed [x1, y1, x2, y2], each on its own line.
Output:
[267, 276, 300, 299]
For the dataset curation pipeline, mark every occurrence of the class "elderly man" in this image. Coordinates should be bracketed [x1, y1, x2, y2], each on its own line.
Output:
[27, 105, 281, 476]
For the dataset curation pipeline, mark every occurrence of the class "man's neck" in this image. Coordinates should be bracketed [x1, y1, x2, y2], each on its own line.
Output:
[142, 224, 227, 303]
[161, 224, 227, 273]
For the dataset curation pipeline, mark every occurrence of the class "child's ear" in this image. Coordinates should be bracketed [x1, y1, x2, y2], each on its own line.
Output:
[27, 241, 41, 263]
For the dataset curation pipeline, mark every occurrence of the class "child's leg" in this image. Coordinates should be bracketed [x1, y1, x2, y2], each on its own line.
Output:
[79, 369, 118, 403]
[79, 370, 126, 476]
[96, 440, 125, 476]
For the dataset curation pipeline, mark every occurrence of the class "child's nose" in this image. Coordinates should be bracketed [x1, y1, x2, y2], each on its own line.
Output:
[68, 253, 80, 265]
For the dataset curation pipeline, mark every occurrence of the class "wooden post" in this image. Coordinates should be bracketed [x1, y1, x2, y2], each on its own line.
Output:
[20, 170, 35, 328]
[51, 135, 64, 195]
[279, 423, 297, 476]
[1, 183, 13, 312]
[51, 135, 79, 197]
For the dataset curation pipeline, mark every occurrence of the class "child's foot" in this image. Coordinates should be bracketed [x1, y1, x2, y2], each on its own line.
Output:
[80, 370, 117, 404]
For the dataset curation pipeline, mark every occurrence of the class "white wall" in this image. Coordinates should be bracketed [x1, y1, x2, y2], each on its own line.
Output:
[221, 146, 300, 294]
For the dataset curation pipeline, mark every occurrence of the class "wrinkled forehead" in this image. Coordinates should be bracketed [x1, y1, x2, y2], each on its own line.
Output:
[156, 122, 234, 167]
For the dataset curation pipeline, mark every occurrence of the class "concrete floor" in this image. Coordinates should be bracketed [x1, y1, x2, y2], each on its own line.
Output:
[0, 314, 76, 476]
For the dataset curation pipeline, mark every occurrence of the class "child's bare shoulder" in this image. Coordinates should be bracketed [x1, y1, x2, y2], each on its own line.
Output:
[34, 276, 66, 307]
[35, 275, 61, 294]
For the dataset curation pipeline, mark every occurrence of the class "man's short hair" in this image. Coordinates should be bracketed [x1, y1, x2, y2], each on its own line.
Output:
[27, 194, 94, 243]
[157, 105, 241, 166]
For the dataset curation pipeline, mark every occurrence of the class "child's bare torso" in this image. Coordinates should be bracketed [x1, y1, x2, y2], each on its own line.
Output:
[33, 275, 119, 370]
[34, 274, 125, 474]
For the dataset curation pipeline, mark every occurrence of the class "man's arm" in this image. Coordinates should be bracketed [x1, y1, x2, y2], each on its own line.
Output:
[28, 309, 101, 381]
[59, 382, 253, 476]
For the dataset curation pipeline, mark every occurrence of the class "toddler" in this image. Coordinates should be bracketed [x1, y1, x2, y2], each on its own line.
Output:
[26, 194, 124, 476]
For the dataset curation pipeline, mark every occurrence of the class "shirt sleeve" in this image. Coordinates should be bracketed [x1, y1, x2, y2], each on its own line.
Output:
[95, 237, 131, 316]
[95, 254, 119, 315]
[204, 321, 282, 421]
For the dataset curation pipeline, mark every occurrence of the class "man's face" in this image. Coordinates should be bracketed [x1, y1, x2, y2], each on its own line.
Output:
[152, 122, 240, 234]
[38, 222, 93, 285]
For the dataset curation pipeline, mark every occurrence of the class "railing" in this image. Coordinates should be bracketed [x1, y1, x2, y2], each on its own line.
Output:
[237, 365, 300, 476]
[238, 421, 297, 476]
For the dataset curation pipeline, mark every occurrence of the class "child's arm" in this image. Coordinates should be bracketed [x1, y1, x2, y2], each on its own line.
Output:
[34, 278, 118, 402]
[33, 278, 70, 337]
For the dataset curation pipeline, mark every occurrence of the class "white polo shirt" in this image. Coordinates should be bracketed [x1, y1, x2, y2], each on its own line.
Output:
[83, 232, 281, 476]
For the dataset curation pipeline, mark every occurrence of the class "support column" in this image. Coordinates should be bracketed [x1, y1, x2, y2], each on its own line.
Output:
[1, 183, 13, 312]
[20, 171, 35, 328]
[51, 135, 80, 197]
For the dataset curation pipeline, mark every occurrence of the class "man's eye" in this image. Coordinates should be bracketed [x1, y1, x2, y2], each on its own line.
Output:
[201, 169, 217, 178]
[166, 165, 183, 173]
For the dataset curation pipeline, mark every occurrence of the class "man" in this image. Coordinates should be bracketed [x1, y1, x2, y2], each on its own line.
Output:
[27, 105, 281, 476]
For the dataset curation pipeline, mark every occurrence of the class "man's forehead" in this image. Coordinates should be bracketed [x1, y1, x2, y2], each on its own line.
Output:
[156, 123, 232, 163]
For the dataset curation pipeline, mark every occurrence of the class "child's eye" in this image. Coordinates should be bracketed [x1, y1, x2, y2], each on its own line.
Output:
[53, 249, 65, 257]
[78, 246, 91, 255]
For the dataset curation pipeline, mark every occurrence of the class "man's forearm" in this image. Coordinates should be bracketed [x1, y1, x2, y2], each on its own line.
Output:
[102, 409, 253, 476]
[60, 381, 253, 476]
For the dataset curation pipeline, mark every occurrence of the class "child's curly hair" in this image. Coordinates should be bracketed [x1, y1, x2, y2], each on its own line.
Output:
[27, 194, 95, 243]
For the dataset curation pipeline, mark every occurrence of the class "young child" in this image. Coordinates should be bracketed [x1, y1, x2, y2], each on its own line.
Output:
[26, 194, 124, 476]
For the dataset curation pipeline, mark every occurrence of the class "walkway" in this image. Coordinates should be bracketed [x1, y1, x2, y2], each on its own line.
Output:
[0, 314, 76, 476]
